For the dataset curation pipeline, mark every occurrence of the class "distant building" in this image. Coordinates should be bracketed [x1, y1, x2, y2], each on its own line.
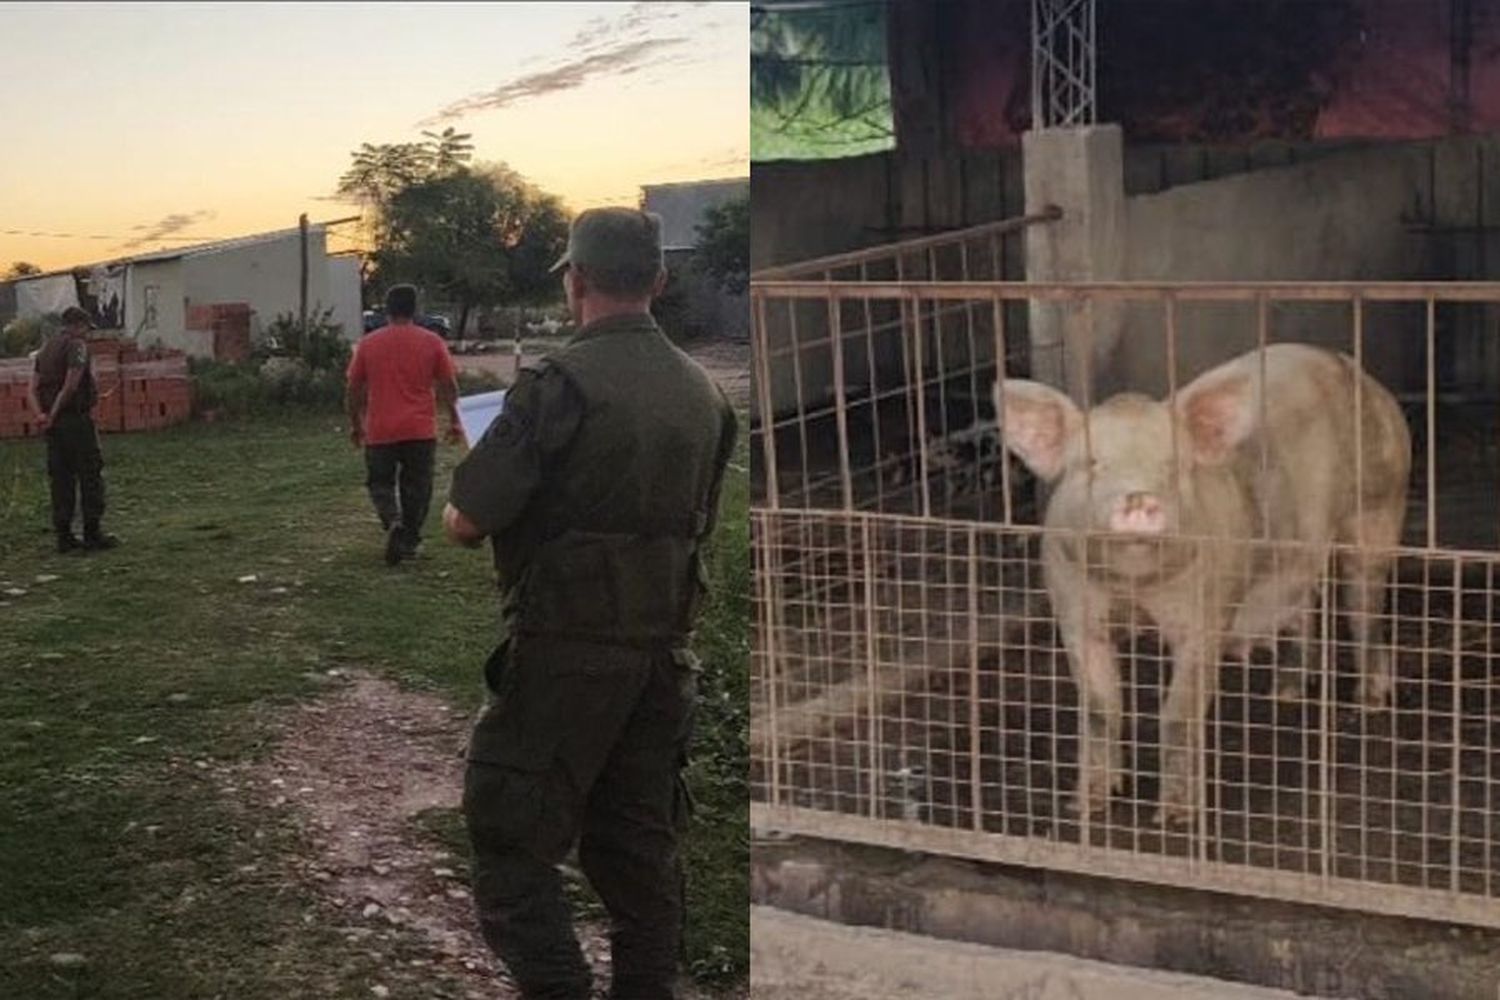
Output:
[0, 224, 362, 360]
[642, 177, 749, 341]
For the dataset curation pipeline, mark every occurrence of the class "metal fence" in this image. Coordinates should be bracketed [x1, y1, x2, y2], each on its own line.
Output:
[750, 247, 1500, 928]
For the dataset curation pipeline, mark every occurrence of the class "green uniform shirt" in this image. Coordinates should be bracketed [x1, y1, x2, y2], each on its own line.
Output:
[34, 333, 96, 416]
[450, 313, 737, 643]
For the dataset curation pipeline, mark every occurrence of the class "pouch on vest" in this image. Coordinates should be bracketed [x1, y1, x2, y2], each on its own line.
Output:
[519, 530, 699, 641]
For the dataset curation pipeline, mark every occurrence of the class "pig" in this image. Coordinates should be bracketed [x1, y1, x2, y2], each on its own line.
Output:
[994, 343, 1411, 825]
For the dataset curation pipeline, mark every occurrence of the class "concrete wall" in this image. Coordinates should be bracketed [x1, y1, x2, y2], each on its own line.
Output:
[1025, 132, 1500, 401]
[181, 229, 331, 344]
[126, 259, 199, 356]
[754, 133, 1500, 420]
[1112, 142, 1438, 398]
[1024, 126, 1128, 402]
[750, 140, 1363, 276]
[326, 256, 363, 342]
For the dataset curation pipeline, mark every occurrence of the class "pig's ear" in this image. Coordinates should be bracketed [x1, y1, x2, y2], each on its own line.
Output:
[1175, 365, 1258, 465]
[994, 379, 1080, 482]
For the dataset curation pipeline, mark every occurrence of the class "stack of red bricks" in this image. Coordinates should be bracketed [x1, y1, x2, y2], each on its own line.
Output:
[186, 302, 252, 362]
[0, 339, 192, 440]
[0, 360, 40, 438]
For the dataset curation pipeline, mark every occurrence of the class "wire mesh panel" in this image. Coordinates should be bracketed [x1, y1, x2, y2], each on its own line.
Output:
[750, 272, 1500, 929]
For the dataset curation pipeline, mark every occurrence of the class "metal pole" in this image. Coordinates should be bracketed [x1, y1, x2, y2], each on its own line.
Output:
[298, 213, 310, 357]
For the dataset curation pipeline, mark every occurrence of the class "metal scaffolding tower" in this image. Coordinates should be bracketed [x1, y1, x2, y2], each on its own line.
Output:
[1031, 0, 1097, 129]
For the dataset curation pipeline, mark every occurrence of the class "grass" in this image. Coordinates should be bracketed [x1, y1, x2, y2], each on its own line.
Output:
[0, 411, 749, 997]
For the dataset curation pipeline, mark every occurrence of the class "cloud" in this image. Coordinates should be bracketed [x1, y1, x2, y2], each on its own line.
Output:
[693, 146, 751, 171]
[119, 210, 216, 250]
[418, 2, 718, 125]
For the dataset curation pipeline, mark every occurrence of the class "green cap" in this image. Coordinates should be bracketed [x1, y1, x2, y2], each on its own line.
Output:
[550, 207, 664, 276]
[60, 306, 95, 329]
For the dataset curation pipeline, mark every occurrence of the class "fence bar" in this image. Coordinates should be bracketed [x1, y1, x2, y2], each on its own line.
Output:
[1353, 295, 1366, 545]
[1427, 297, 1438, 549]
[969, 526, 982, 831]
[992, 293, 1014, 527]
[750, 801, 1500, 930]
[911, 290, 932, 519]
[1451, 559, 1464, 896]
[860, 260, 885, 513]
[752, 291, 780, 508]
[752, 280, 1500, 303]
[863, 516, 880, 820]
[827, 292, 854, 510]
[751, 207, 1063, 281]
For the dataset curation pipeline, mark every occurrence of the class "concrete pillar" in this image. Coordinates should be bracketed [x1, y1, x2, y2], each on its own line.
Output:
[1023, 125, 1127, 404]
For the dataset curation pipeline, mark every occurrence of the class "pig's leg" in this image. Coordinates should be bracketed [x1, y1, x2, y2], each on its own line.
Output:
[1231, 565, 1320, 702]
[1343, 550, 1397, 711]
[1339, 509, 1403, 711]
[1054, 585, 1122, 816]
[1275, 588, 1318, 703]
[1155, 627, 1219, 827]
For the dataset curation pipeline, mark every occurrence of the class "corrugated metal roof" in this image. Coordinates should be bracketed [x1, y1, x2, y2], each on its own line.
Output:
[6, 221, 340, 280]
[123, 224, 324, 264]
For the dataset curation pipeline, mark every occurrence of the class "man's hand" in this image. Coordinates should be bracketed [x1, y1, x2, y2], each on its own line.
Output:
[349, 426, 364, 449]
[445, 422, 465, 447]
[35, 412, 50, 432]
[443, 503, 486, 548]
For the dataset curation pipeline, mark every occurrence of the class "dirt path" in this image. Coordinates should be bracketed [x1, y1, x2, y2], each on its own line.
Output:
[239, 670, 732, 999]
[457, 339, 750, 410]
[241, 672, 548, 997]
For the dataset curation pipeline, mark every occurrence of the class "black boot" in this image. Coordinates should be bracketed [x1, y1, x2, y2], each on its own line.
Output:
[82, 521, 120, 552]
[384, 521, 405, 566]
[56, 531, 82, 554]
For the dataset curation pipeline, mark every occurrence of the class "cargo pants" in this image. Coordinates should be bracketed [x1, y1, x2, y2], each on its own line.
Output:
[463, 634, 697, 1000]
[363, 439, 437, 548]
[45, 412, 106, 537]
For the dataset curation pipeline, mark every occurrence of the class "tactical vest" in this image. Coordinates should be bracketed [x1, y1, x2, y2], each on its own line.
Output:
[496, 316, 734, 645]
[34, 334, 97, 416]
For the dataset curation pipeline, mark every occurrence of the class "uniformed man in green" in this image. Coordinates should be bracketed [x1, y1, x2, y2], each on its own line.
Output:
[29, 305, 119, 553]
[442, 206, 737, 1000]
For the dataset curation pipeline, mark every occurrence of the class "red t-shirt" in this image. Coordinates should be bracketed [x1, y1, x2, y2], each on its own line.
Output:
[346, 323, 458, 446]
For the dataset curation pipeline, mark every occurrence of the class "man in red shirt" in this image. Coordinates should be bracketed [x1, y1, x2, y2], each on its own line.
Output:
[346, 284, 461, 565]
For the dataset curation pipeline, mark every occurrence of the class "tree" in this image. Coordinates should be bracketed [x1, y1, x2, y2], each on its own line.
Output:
[695, 195, 749, 295]
[4, 261, 41, 279]
[751, 1, 895, 158]
[336, 131, 482, 278]
[421, 126, 475, 175]
[336, 142, 434, 210]
[372, 162, 570, 338]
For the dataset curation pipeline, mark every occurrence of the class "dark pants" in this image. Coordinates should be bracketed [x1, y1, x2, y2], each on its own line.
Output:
[46, 413, 106, 537]
[363, 439, 436, 546]
[464, 636, 697, 1000]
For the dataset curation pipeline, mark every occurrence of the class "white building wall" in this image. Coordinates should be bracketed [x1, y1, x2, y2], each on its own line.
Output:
[642, 178, 749, 249]
[326, 256, 363, 342]
[124, 259, 202, 356]
[180, 229, 331, 343]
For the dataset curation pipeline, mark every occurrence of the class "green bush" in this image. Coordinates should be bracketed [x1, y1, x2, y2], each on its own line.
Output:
[1, 316, 50, 359]
[256, 307, 351, 373]
[190, 359, 345, 418]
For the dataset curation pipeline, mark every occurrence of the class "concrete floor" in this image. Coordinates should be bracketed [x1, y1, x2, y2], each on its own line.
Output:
[750, 906, 1322, 1000]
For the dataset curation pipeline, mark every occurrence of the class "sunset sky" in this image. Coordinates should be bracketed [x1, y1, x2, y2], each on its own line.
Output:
[0, 1, 748, 273]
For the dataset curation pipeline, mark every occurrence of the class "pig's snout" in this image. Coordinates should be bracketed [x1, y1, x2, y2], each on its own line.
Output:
[1107, 491, 1166, 535]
